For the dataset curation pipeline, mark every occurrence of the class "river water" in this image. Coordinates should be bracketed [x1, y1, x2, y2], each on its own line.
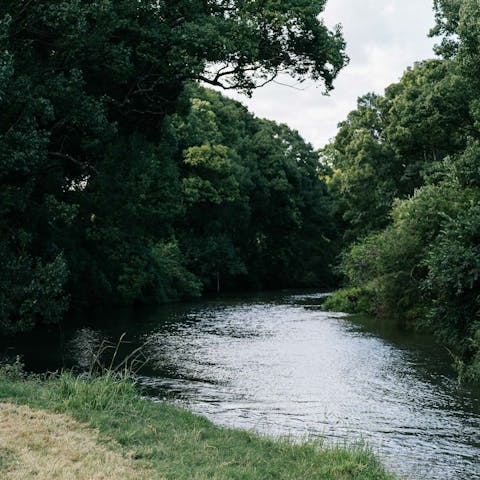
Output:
[2, 291, 479, 479]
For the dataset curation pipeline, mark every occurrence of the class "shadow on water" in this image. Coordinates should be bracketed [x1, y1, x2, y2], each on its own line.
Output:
[1, 290, 479, 480]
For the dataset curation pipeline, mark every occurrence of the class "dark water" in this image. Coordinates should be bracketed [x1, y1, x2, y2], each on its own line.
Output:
[1, 291, 480, 479]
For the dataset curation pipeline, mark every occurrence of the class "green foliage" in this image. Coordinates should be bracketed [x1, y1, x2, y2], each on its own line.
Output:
[324, 59, 473, 244]
[322, 93, 396, 243]
[430, 0, 461, 54]
[148, 242, 202, 302]
[175, 86, 336, 291]
[335, 182, 473, 316]
[0, 0, 346, 332]
[0, 251, 70, 332]
[424, 200, 480, 360]
[0, 356, 25, 381]
[323, 287, 377, 314]
[186, 0, 349, 94]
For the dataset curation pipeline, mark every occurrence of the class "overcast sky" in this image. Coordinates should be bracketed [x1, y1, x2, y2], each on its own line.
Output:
[222, 0, 438, 149]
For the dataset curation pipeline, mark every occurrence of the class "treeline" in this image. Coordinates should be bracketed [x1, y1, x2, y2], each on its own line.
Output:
[0, 1, 347, 333]
[324, 0, 480, 381]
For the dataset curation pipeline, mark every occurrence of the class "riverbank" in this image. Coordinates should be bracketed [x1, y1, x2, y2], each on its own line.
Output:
[0, 365, 395, 480]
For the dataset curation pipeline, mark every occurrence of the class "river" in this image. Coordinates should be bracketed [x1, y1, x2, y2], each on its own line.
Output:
[1, 291, 479, 479]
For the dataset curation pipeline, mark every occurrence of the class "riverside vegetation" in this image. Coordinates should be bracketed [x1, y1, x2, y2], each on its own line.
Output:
[0, 361, 395, 480]
[323, 0, 480, 383]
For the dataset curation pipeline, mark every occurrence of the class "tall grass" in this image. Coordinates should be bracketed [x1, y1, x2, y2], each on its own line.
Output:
[48, 371, 141, 417]
[0, 362, 397, 480]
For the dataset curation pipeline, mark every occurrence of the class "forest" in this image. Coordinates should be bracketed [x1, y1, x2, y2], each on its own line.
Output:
[0, 0, 346, 332]
[1, 0, 479, 383]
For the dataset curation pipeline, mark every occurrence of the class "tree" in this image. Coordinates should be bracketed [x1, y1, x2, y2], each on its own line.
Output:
[175, 86, 336, 292]
[1, 0, 347, 331]
[246, 119, 335, 288]
[322, 93, 397, 243]
[175, 89, 249, 291]
[324, 59, 473, 244]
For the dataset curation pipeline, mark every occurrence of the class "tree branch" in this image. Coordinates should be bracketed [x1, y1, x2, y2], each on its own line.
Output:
[48, 151, 99, 174]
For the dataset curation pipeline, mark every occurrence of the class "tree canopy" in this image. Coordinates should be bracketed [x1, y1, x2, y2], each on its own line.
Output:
[0, 0, 346, 332]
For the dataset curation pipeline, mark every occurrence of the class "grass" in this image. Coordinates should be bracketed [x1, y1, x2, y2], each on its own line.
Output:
[0, 366, 396, 480]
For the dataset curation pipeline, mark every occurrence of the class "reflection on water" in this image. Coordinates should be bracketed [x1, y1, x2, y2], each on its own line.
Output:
[1, 291, 480, 480]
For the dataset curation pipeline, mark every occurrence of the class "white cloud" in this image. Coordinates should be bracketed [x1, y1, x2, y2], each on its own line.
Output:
[382, 2, 396, 16]
[218, 0, 437, 148]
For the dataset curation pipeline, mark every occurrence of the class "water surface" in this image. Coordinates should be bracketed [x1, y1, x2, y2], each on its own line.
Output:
[2, 291, 479, 479]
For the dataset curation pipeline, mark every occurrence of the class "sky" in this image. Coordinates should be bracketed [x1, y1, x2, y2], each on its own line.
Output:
[222, 0, 438, 149]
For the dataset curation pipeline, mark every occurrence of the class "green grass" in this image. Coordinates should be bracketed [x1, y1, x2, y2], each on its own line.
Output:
[0, 449, 13, 472]
[0, 368, 396, 480]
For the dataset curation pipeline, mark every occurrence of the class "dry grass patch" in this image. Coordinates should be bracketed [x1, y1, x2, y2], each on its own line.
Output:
[0, 403, 156, 480]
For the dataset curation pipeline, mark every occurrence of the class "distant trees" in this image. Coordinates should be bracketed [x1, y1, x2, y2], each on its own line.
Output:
[323, 59, 473, 244]
[176, 86, 337, 292]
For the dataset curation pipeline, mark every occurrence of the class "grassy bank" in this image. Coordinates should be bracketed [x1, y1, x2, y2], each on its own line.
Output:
[0, 363, 396, 480]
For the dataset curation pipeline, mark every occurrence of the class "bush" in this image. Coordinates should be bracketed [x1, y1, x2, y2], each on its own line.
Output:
[323, 287, 377, 314]
[424, 202, 480, 366]
[335, 184, 472, 320]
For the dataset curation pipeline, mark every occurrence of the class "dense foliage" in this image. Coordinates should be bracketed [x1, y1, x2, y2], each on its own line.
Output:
[176, 86, 338, 292]
[325, 0, 480, 381]
[0, 0, 347, 333]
